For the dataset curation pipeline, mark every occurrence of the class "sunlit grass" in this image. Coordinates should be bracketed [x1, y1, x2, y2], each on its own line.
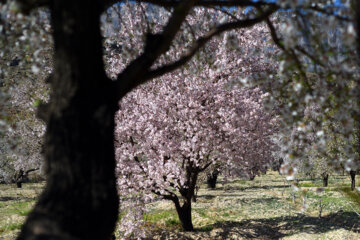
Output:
[0, 183, 43, 238]
[144, 172, 360, 239]
[0, 175, 359, 239]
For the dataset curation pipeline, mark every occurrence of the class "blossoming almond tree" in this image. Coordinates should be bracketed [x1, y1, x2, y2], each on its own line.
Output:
[115, 73, 276, 232]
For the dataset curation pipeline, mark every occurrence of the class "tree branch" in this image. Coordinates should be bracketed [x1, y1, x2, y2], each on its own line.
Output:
[115, 0, 196, 98]
[25, 168, 40, 175]
[309, 5, 352, 22]
[145, 6, 277, 80]
[266, 17, 311, 89]
[199, 161, 213, 172]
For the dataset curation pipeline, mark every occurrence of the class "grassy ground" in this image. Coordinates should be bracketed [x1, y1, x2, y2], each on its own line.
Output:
[141, 172, 360, 240]
[0, 183, 42, 240]
[0, 172, 359, 240]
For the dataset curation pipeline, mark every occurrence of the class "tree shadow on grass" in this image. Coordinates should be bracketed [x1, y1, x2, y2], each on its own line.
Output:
[0, 196, 36, 201]
[196, 195, 281, 206]
[212, 211, 359, 239]
[146, 211, 360, 240]
[196, 193, 247, 199]
[213, 184, 289, 192]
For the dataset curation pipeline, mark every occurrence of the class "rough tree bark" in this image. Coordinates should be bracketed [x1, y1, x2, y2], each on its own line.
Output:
[17, 1, 119, 239]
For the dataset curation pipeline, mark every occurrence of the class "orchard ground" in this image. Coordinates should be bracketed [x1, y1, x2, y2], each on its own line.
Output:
[0, 172, 359, 240]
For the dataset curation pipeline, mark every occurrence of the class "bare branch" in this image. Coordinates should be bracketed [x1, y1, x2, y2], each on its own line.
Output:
[294, 45, 326, 67]
[309, 5, 352, 22]
[25, 168, 40, 175]
[209, 6, 241, 21]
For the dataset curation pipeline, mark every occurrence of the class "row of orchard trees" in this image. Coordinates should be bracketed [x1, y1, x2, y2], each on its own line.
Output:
[0, 0, 359, 239]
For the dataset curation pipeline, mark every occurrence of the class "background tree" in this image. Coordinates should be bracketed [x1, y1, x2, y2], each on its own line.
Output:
[0, 6, 52, 186]
[261, 1, 360, 180]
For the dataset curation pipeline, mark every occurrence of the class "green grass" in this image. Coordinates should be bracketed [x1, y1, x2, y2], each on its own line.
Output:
[1, 175, 359, 240]
[0, 222, 23, 232]
[340, 187, 360, 208]
[144, 209, 181, 227]
[142, 172, 360, 239]
[0, 183, 43, 238]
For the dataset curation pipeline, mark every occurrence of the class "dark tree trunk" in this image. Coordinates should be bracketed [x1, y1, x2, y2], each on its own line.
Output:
[350, 170, 356, 191]
[277, 158, 284, 174]
[249, 174, 256, 181]
[15, 170, 24, 188]
[14, 169, 38, 188]
[175, 199, 193, 231]
[192, 185, 199, 202]
[322, 174, 328, 187]
[172, 167, 199, 231]
[206, 169, 219, 189]
[17, 2, 119, 240]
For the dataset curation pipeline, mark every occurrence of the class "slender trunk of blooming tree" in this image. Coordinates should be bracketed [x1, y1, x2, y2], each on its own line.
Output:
[17, 2, 119, 239]
[350, 170, 356, 191]
[174, 197, 194, 231]
[322, 173, 328, 187]
[192, 186, 199, 202]
[170, 167, 200, 231]
[206, 169, 219, 189]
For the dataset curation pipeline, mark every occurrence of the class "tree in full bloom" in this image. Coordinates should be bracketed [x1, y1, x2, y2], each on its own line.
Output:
[114, 59, 277, 233]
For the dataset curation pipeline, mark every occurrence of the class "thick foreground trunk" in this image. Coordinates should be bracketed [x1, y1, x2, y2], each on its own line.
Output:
[322, 174, 329, 187]
[17, 2, 119, 240]
[350, 170, 356, 191]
